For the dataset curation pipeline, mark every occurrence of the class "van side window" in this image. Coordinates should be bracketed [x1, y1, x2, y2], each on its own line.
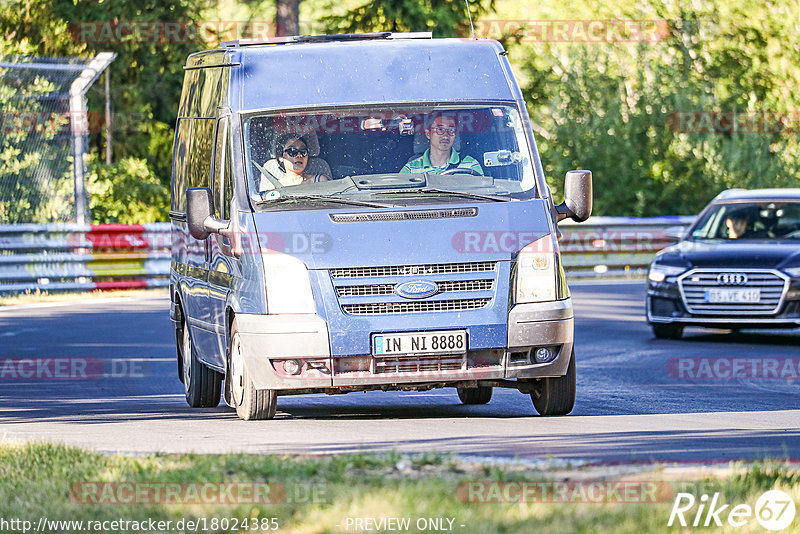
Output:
[188, 119, 215, 189]
[170, 119, 192, 214]
[212, 117, 229, 219]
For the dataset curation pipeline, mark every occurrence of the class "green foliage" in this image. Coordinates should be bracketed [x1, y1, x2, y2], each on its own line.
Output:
[0, 0, 214, 223]
[0, 38, 76, 223]
[518, 0, 800, 215]
[86, 155, 169, 223]
[322, 0, 495, 36]
[3, 0, 800, 220]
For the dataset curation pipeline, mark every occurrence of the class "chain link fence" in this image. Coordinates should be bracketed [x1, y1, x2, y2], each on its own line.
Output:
[0, 54, 113, 224]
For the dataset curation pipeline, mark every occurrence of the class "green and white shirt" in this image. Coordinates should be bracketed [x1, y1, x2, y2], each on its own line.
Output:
[400, 148, 484, 175]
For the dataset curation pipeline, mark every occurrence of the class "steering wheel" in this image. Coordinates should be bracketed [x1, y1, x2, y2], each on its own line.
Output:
[440, 167, 484, 176]
[252, 160, 283, 191]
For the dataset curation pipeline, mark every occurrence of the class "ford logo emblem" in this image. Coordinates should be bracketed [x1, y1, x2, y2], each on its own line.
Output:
[394, 280, 439, 299]
[716, 272, 748, 285]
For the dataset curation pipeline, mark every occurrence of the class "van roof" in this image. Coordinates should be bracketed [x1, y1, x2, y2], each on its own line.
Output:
[184, 37, 521, 112]
[220, 32, 433, 48]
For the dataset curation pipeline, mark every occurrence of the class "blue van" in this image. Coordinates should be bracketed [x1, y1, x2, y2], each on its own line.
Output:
[169, 33, 592, 420]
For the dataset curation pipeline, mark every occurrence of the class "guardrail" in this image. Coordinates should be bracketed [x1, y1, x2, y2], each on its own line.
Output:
[0, 217, 695, 295]
[559, 216, 695, 278]
[0, 223, 171, 294]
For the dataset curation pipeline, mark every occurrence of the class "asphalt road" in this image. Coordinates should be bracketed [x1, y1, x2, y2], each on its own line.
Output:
[1, 282, 798, 463]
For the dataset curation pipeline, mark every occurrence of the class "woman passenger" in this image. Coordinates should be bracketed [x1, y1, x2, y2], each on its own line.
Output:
[263, 134, 329, 188]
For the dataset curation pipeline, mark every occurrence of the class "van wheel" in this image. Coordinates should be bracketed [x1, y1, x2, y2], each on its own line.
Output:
[652, 324, 683, 339]
[457, 386, 493, 404]
[530, 349, 576, 416]
[181, 322, 222, 408]
[228, 318, 277, 420]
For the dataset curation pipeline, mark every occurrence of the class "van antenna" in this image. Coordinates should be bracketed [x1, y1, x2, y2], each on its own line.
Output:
[465, 0, 476, 39]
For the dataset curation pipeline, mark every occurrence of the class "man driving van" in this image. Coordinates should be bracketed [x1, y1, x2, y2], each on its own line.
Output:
[400, 112, 484, 175]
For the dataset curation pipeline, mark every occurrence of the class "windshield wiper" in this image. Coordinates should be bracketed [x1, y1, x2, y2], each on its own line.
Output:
[255, 194, 397, 209]
[373, 188, 512, 202]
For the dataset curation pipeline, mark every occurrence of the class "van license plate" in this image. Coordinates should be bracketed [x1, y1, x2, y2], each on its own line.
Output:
[704, 289, 760, 303]
[372, 330, 467, 356]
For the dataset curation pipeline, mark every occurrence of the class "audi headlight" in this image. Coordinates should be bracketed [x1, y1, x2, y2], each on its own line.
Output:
[648, 263, 687, 283]
[515, 236, 556, 303]
[262, 252, 316, 314]
[783, 266, 800, 278]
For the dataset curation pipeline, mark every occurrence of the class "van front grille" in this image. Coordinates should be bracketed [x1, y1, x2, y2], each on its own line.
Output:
[374, 354, 465, 374]
[331, 261, 496, 279]
[336, 279, 494, 297]
[342, 298, 491, 315]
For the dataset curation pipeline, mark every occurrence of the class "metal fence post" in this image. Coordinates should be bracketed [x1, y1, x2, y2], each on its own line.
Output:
[69, 52, 116, 225]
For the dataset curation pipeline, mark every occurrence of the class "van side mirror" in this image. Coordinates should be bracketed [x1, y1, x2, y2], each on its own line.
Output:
[555, 170, 592, 223]
[186, 187, 228, 240]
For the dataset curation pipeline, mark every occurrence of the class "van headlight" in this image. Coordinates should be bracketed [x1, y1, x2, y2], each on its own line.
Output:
[648, 263, 687, 283]
[514, 236, 556, 303]
[262, 252, 316, 314]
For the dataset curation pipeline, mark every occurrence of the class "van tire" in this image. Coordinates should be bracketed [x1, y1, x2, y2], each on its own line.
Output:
[228, 319, 277, 420]
[530, 349, 576, 416]
[457, 386, 493, 404]
[181, 321, 222, 408]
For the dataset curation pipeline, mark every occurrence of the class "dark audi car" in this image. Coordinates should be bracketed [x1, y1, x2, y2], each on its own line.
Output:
[647, 188, 800, 338]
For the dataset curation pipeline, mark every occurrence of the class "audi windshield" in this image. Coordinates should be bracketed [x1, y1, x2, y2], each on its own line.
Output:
[688, 201, 800, 241]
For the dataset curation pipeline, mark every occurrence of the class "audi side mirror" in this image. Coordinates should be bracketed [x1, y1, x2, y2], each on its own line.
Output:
[664, 225, 686, 241]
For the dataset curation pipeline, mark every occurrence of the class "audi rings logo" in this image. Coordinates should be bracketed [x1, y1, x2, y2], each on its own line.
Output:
[716, 272, 748, 285]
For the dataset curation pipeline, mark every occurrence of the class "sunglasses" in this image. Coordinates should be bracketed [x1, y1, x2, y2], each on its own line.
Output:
[283, 147, 308, 157]
[431, 126, 456, 136]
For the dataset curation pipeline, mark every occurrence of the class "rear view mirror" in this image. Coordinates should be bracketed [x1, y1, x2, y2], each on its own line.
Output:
[186, 187, 228, 240]
[555, 170, 593, 223]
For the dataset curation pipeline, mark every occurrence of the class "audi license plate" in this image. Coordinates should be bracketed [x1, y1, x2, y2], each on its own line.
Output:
[705, 289, 760, 303]
[372, 330, 467, 356]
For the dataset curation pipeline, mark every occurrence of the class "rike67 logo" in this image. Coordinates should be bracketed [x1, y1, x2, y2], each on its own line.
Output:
[668, 490, 796, 531]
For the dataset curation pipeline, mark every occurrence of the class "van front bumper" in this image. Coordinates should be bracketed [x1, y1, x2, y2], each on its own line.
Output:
[235, 299, 574, 391]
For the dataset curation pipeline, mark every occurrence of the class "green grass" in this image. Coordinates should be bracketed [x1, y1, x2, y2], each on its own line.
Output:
[0, 442, 798, 533]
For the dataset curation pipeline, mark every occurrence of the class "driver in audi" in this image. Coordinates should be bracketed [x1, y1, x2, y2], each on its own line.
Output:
[400, 112, 484, 175]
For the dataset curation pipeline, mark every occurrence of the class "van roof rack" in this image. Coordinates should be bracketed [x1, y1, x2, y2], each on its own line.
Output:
[221, 32, 433, 47]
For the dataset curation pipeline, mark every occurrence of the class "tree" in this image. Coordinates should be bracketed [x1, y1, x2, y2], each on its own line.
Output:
[276, 0, 302, 36]
[0, 0, 209, 222]
[323, 0, 494, 37]
[517, 0, 800, 215]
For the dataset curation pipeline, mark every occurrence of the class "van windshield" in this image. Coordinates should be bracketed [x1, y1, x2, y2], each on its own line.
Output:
[242, 104, 539, 209]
